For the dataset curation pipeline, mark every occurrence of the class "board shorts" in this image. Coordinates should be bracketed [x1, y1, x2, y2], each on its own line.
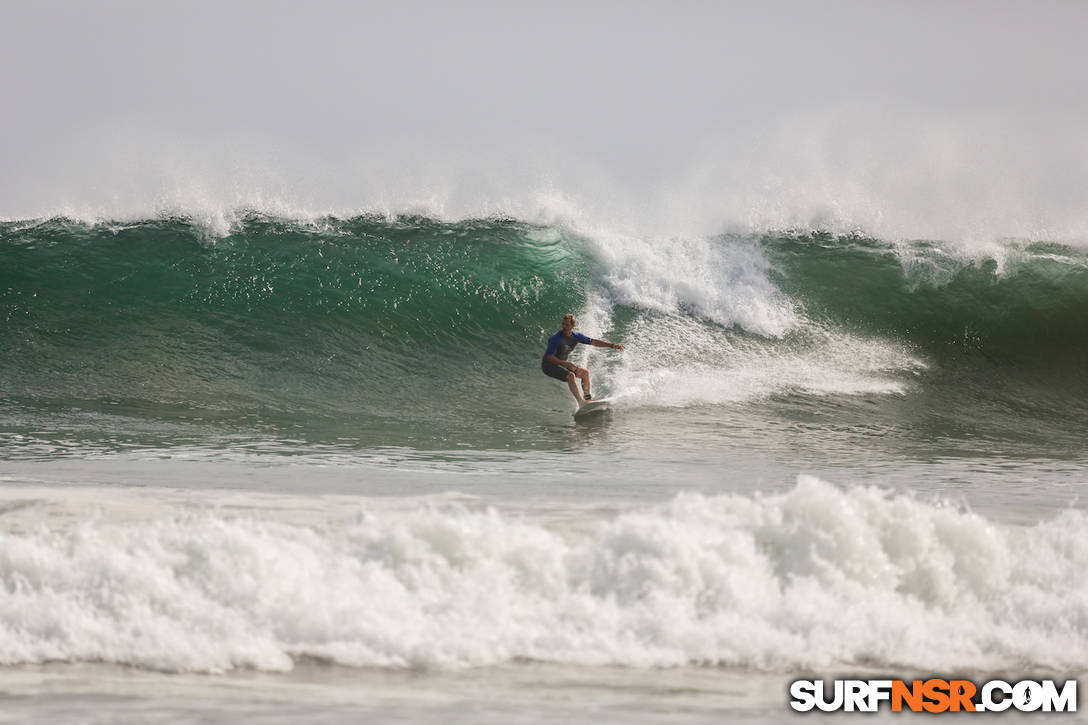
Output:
[541, 360, 573, 382]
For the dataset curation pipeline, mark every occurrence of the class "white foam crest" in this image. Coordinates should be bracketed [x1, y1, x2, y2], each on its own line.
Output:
[606, 315, 922, 409]
[584, 232, 799, 338]
[0, 478, 1083, 674]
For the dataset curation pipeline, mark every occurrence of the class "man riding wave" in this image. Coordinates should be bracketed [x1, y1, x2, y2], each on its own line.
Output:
[541, 314, 625, 406]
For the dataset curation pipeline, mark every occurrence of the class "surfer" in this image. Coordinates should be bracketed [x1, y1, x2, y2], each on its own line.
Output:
[541, 314, 624, 405]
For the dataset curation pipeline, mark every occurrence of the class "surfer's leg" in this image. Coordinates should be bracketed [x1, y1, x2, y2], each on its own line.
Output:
[578, 368, 591, 398]
[566, 372, 585, 404]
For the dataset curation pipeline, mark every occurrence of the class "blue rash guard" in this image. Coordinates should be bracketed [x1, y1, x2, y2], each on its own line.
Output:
[541, 331, 594, 381]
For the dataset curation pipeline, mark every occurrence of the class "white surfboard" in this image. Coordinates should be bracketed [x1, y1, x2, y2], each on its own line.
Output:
[573, 398, 612, 419]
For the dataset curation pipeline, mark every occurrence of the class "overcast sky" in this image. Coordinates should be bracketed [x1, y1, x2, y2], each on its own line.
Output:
[2, 0, 1087, 238]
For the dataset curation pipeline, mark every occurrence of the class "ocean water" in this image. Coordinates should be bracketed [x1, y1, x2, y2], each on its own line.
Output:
[1, 214, 1087, 722]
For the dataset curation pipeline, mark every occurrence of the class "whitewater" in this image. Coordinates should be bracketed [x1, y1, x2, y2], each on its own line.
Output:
[0, 477, 1085, 673]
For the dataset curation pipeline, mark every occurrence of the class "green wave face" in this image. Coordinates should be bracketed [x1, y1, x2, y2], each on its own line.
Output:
[4, 219, 1088, 457]
[765, 234, 1088, 359]
[1, 216, 595, 451]
[763, 234, 1088, 451]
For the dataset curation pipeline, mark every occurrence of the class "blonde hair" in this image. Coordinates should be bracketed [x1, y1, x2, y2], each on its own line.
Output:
[562, 314, 576, 324]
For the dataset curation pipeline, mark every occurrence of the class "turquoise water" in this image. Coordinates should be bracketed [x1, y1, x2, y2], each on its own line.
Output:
[4, 216, 1087, 459]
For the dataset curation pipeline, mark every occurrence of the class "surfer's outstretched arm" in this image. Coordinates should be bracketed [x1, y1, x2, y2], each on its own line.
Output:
[591, 339, 625, 351]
